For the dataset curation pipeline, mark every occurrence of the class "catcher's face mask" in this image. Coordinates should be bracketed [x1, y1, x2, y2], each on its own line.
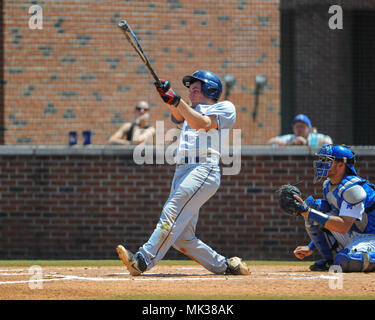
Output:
[313, 154, 335, 183]
[313, 144, 357, 183]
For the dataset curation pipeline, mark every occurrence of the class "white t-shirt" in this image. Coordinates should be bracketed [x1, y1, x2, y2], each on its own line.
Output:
[276, 133, 330, 146]
[175, 100, 236, 164]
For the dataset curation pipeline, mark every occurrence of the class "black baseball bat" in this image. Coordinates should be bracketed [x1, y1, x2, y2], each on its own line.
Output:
[118, 20, 162, 87]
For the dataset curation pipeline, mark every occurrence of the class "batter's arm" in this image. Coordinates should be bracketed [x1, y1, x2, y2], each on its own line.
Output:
[166, 103, 184, 124]
[154, 81, 217, 130]
[176, 98, 218, 131]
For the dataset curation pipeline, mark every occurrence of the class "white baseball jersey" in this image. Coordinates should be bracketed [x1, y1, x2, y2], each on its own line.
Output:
[138, 100, 237, 274]
[175, 100, 236, 164]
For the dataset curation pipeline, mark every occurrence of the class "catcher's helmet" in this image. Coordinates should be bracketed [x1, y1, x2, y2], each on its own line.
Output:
[182, 70, 222, 101]
[313, 144, 357, 183]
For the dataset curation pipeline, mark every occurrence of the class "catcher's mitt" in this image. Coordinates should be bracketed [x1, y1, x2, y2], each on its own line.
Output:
[277, 184, 305, 217]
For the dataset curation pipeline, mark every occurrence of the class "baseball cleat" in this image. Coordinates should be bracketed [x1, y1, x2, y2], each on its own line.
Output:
[116, 245, 146, 276]
[225, 257, 251, 275]
[309, 259, 333, 272]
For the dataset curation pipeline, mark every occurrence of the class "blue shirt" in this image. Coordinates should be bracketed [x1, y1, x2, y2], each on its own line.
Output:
[322, 175, 375, 234]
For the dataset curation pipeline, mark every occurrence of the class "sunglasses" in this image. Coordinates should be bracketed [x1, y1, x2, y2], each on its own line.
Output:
[136, 107, 149, 111]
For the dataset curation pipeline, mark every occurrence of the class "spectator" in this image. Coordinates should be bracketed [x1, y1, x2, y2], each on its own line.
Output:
[267, 114, 333, 147]
[108, 101, 155, 145]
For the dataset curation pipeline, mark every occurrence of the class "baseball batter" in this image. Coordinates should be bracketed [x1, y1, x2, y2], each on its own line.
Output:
[116, 70, 250, 276]
[293, 144, 375, 272]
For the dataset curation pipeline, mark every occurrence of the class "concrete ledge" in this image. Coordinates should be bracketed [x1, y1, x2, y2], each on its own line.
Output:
[0, 145, 134, 156]
[0, 145, 375, 156]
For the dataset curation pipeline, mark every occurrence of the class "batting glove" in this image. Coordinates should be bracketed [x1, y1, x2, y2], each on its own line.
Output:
[155, 80, 181, 107]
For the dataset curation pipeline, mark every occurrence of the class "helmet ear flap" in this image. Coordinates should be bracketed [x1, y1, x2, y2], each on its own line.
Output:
[202, 81, 220, 100]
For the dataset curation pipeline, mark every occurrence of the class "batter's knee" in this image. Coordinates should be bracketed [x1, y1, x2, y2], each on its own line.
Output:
[334, 249, 375, 272]
[172, 238, 194, 251]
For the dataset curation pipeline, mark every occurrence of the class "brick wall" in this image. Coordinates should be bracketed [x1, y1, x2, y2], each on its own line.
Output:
[2, 146, 375, 261]
[2, 0, 280, 145]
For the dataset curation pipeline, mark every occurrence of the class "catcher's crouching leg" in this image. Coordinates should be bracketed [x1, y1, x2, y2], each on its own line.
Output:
[334, 249, 375, 272]
[306, 223, 338, 271]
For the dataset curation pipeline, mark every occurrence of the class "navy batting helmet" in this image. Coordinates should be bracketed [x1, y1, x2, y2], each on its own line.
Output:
[182, 70, 222, 101]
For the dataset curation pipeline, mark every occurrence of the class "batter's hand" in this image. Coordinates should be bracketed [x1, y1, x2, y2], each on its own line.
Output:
[294, 246, 313, 260]
[155, 80, 181, 107]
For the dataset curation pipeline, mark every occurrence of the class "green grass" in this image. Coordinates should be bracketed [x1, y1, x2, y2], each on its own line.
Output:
[0, 260, 122, 267]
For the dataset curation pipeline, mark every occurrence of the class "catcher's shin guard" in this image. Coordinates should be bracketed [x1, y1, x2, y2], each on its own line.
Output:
[306, 224, 338, 261]
[334, 249, 375, 272]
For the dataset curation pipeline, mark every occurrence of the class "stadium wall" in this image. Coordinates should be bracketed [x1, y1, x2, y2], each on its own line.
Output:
[1, 146, 375, 260]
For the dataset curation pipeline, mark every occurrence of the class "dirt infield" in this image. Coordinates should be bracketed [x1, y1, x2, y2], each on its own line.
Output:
[0, 263, 374, 300]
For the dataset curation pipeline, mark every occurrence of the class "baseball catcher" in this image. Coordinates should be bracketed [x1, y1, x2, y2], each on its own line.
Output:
[279, 144, 375, 272]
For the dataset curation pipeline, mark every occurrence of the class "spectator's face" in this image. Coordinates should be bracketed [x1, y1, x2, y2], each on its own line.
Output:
[293, 121, 310, 138]
[135, 102, 149, 116]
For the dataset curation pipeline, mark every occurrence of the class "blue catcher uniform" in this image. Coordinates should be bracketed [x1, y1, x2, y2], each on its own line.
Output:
[305, 144, 375, 272]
